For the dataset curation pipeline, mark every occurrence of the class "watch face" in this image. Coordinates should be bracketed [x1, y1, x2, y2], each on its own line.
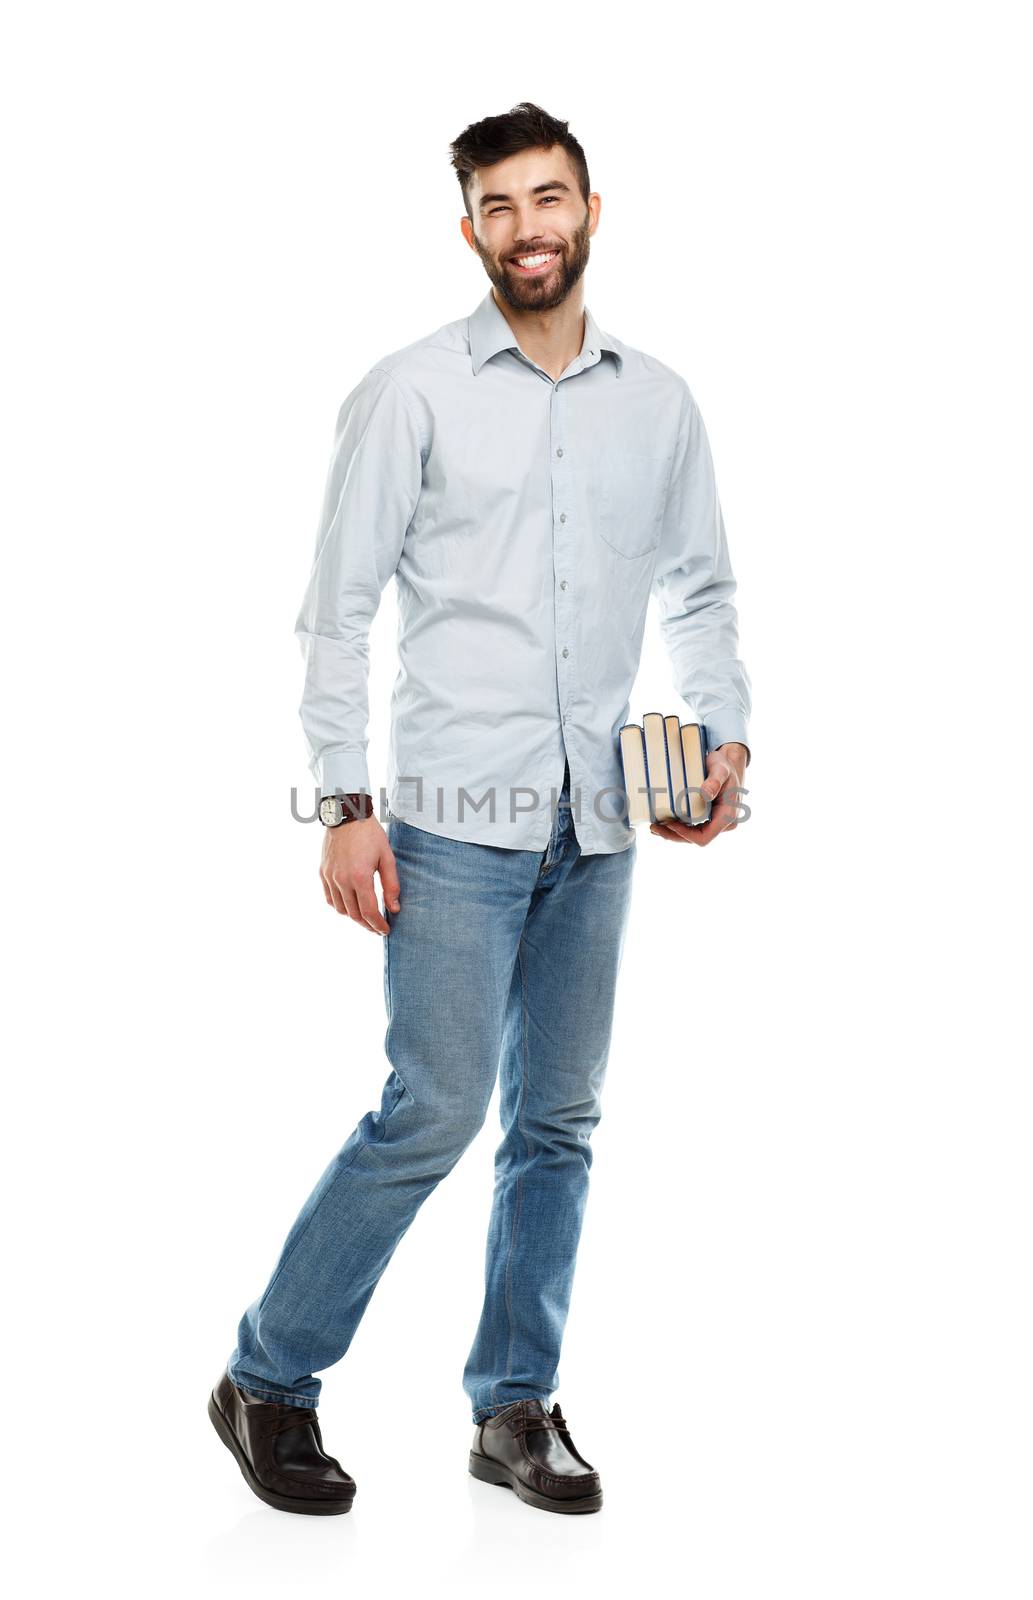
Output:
[319, 796, 341, 826]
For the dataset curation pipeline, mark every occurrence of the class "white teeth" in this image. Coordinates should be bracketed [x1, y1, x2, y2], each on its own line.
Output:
[514, 251, 556, 268]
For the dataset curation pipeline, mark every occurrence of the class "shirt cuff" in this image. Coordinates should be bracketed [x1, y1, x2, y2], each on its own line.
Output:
[318, 749, 372, 796]
[704, 714, 751, 768]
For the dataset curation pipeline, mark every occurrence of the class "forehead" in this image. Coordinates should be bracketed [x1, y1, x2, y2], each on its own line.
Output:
[469, 144, 579, 206]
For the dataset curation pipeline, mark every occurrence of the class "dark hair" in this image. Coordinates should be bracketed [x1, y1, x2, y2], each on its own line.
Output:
[449, 101, 591, 219]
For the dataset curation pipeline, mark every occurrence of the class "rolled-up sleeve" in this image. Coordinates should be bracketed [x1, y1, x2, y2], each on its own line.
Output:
[295, 365, 423, 796]
[652, 382, 752, 764]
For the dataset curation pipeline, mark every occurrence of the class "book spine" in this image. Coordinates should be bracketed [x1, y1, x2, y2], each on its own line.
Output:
[667, 716, 688, 823]
[662, 720, 675, 812]
[617, 722, 647, 824]
[701, 724, 712, 824]
[641, 719, 653, 821]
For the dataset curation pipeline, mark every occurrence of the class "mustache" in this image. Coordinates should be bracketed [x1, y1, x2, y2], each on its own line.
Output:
[507, 245, 564, 260]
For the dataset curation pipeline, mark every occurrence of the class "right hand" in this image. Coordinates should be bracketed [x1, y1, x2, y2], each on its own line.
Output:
[319, 816, 401, 936]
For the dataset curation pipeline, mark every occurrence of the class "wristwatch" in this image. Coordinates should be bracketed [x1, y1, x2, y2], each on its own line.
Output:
[319, 791, 375, 827]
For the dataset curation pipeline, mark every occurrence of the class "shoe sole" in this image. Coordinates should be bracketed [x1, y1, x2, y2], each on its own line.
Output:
[468, 1449, 602, 1514]
[208, 1391, 355, 1515]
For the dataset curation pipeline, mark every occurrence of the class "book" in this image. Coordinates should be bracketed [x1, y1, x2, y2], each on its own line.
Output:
[679, 720, 711, 826]
[618, 714, 712, 827]
[643, 711, 676, 823]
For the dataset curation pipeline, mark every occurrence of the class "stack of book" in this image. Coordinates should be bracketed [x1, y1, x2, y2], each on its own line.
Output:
[618, 712, 711, 827]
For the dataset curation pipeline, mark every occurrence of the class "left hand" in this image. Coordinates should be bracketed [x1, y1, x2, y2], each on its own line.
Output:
[649, 741, 749, 847]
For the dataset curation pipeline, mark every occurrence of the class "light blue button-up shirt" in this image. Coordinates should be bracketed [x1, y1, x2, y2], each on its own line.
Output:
[296, 287, 751, 855]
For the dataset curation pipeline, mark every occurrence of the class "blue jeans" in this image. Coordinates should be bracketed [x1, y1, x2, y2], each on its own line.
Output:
[227, 762, 636, 1421]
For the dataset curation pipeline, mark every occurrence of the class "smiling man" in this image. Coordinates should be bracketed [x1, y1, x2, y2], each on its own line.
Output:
[210, 101, 751, 1518]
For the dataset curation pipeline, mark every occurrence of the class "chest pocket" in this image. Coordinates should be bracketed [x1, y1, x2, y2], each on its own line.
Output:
[591, 447, 672, 560]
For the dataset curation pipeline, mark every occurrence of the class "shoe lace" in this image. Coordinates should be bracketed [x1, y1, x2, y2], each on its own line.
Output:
[264, 1406, 318, 1439]
[513, 1403, 572, 1438]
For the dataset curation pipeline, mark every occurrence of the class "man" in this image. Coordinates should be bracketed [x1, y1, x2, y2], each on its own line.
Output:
[209, 100, 751, 1518]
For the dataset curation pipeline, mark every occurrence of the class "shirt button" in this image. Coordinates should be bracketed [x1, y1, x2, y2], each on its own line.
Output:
[559, 512, 567, 523]
[556, 447, 564, 457]
[560, 579, 568, 590]
[561, 647, 569, 658]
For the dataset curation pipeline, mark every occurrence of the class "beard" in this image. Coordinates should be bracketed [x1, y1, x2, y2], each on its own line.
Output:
[474, 211, 592, 312]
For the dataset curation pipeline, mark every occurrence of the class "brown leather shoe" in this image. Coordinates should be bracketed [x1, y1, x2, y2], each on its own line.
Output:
[208, 1371, 355, 1515]
[469, 1399, 602, 1514]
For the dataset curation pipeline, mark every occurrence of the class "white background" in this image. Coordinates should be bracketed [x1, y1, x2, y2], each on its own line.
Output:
[4, 2, 1030, 1595]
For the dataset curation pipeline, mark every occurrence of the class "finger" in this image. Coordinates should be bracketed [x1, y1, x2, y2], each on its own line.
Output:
[329, 872, 357, 920]
[378, 847, 402, 913]
[320, 869, 334, 908]
[717, 782, 741, 828]
[721, 783, 746, 828]
[337, 883, 368, 927]
[691, 801, 736, 846]
[700, 761, 729, 803]
[649, 819, 699, 844]
[355, 881, 389, 936]
[324, 869, 348, 914]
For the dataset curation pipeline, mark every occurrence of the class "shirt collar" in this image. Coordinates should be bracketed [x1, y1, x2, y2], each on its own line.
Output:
[468, 287, 623, 378]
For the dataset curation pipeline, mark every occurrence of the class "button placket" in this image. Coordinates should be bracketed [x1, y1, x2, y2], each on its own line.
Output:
[550, 384, 574, 731]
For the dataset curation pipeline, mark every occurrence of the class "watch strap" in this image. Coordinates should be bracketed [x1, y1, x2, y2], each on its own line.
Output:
[337, 792, 374, 822]
[321, 791, 375, 825]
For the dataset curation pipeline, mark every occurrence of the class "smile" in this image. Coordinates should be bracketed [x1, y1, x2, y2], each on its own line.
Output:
[509, 250, 560, 276]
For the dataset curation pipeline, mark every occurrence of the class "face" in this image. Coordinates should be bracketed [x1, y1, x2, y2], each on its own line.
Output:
[461, 145, 600, 313]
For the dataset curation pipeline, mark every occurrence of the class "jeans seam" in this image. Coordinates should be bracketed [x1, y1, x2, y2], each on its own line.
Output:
[492, 936, 533, 1410]
[384, 885, 392, 1013]
[253, 1157, 353, 1326]
[252, 1091, 401, 1322]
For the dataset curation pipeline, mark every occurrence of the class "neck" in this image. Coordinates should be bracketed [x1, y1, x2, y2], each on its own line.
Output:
[492, 287, 587, 382]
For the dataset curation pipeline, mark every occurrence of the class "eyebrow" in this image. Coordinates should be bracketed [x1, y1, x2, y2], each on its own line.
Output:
[477, 179, 573, 211]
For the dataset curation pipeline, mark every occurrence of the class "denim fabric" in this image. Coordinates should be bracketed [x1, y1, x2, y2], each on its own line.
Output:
[227, 762, 636, 1420]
